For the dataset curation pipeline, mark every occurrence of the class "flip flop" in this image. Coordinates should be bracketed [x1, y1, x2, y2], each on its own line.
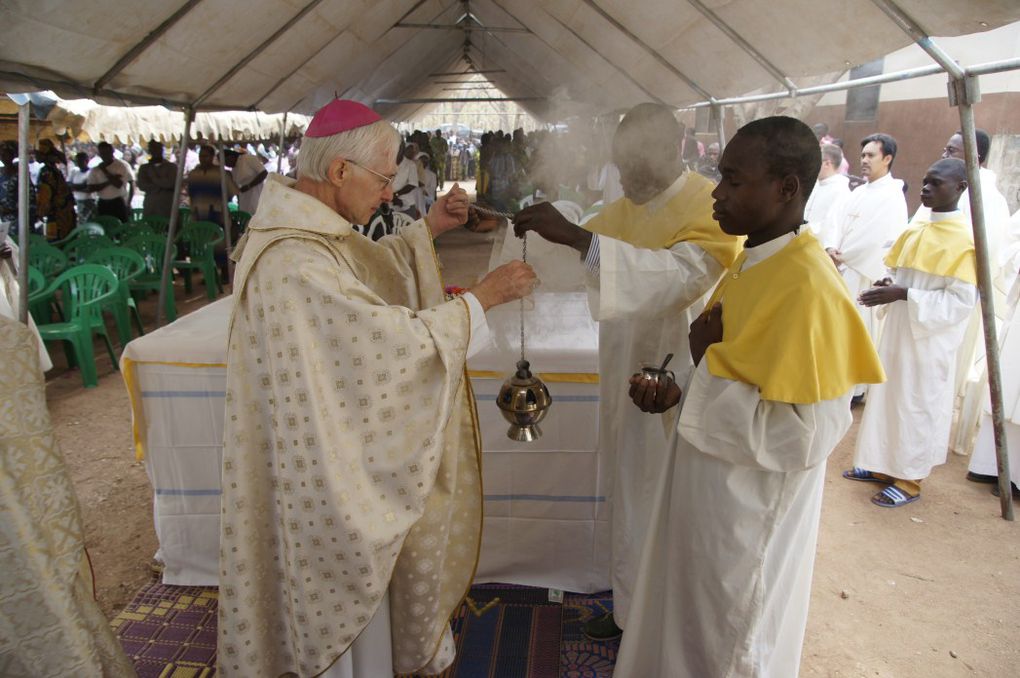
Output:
[842, 467, 890, 484]
[871, 485, 920, 508]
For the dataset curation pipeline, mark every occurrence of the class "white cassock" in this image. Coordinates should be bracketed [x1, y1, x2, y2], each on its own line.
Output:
[969, 208, 1020, 480]
[855, 248, 978, 478]
[820, 173, 908, 342]
[585, 175, 725, 629]
[804, 173, 850, 234]
[614, 235, 853, 678]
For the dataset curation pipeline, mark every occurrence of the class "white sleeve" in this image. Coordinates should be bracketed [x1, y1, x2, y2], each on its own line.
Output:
[677, 361, 853, 472]
[819, 192, 850, 250]
[590, 237, 723, 321]
[903, 272, 978, 339]
[461, 292, 492, 359]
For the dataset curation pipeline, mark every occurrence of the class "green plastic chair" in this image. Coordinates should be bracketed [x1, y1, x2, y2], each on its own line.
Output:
[34, 264, 120, 388]
[91, 214, 124, 232]
[28, 241, 68, 279]
[121, 232, 177, 322]
[52, 222, 105, 247]
[82, 247, 147, 346]
[26, 266, 51, 325]
[174, 220, 223, 301]
[177, 206, 191, 228]
[64, 234, 116, 264]
[131, 208, 146, 222]
[138, 215, 170, 235]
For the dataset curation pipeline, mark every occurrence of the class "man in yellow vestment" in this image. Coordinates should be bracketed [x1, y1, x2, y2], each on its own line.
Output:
[218, 100, 536, 678]
[514, 103, 739, 640]
[615, 116, 884, 677]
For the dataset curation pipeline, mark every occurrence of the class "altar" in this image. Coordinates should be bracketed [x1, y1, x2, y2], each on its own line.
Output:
[121, 289, 609, 592]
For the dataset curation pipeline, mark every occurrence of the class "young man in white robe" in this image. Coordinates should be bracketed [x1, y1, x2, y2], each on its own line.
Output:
[218, 99, 537, 678]
[847, 158, 978, 507]
[613, 116, 884, 677]
[820, 133, 908, 399]
[513, 103, 739, 641]
[804, 143, 850, 233]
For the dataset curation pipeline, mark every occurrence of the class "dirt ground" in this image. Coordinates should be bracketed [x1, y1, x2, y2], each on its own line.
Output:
[43, 190, 1019, 677]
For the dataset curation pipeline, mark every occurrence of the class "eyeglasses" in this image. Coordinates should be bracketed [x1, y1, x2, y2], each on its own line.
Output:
[345, 158, 395, 188]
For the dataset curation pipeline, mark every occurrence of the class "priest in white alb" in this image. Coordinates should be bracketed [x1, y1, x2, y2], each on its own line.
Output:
[218, 99, 536, 678]
[514, 103, 739, 641]
[804, 143, 850, 233]
[820, 133, 908, 390]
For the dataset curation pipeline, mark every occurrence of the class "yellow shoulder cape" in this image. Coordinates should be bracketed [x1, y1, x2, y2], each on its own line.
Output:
[884, 216, 977, 285]
[704, 231, 886, 404]
[583, 172, 739, 268]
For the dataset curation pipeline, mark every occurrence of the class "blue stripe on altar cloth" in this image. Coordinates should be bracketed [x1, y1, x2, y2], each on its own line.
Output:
[141, 390, 226, 398]
[474, 394, 599, 403]
[155, 488, 222, 496]
[484, 494, 606, 503]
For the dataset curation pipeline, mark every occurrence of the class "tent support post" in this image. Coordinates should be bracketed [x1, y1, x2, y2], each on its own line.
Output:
[953, 78, 1013, 520]
[278, 112, 287, 174]
[157, 108, 193, 328]
[217, 140, 234, 283]
[711, 102, 726, 150]
[16, 101, 30, 324]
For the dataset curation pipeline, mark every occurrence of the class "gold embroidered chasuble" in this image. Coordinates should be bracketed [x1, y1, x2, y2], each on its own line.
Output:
[219, 178, 483, 677]
[0, 316, 137, 677]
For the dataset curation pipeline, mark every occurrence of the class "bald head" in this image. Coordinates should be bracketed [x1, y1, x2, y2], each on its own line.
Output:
[921, 157, 968, 212]
[612, 103, 684, 204]
[930, 157, 967, 182]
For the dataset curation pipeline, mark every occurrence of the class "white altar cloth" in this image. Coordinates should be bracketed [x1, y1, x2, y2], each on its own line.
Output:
[121, 293, 609, 592]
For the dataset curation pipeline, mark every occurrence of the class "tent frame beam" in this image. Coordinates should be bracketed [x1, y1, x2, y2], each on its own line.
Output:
[94, 0, 206, 90]
[194, 0, 326, 108]
[687, 0, 798, 95]
[157, 108, 193, 328]
[395, 22, 530, 33]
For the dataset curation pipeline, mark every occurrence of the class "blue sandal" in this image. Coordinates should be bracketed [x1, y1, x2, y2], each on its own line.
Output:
[842, 467, 890, 484]
[871, 485, 920, 508]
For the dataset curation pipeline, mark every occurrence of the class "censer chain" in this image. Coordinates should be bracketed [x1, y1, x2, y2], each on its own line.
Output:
[520, 232, 527, 364]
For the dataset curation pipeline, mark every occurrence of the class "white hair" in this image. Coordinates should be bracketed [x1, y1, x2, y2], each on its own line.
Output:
[297, 119, 400, 182]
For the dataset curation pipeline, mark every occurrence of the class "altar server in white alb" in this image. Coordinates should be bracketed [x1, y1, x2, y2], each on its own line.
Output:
[820, 133, 908, 379]
[614, 116, 884, 677]
[218, 99, 536, 678]
[847, 158, 978, 507]
[513, 103, 739, 641]
[968, 208, 1020, 496]
[804, 143, 850, 233]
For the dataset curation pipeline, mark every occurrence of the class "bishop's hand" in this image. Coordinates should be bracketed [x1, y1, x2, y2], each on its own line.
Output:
[425, 183, 470, 237]
[628, 373, 682, 413]
[689, 302, 723, 366]
[513, 202, 593, 254]
[470, 260, 538, 311]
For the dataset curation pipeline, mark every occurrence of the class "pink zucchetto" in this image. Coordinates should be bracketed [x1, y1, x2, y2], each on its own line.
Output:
[304, 99, 382, 138]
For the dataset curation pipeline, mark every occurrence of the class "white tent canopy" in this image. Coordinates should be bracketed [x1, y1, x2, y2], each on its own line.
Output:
[47, 98, 310, 145]
[2, 1, 1019, 121]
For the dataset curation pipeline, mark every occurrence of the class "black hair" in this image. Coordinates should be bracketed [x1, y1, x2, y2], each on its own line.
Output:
[954, 129, 991, 164]
[860, 133, 898, 166]
[734, 116, 822, 202]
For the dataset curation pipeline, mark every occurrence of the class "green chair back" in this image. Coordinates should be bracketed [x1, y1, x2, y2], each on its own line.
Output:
[28, 242, 69, 279]
[91, 214, 124, 231]
[64, 235, 116, 264]
[83, 247, 146, 283]
[138, 215, 171, 235]
[83, 247, 148, 344]
[176, 220, 224, 256]
[121, 232, 176, 322]
[27, 266, 45, 295]
[52, 222, 105, 247]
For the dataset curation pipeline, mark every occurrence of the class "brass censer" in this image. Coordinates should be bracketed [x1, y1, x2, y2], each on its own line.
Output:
[486, 219, 552, 441]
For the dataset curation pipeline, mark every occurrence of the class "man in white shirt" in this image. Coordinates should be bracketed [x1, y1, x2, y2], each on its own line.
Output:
[805, 144, 850, 232]
[392, 142, 420, 218]
[66, 152, 95, 223]
[86, 141, 134, 222]
[820, 133, 908, 398]
[226, 149, 269, 216]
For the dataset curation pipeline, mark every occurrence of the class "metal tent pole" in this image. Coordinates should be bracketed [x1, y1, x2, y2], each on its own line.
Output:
[16, 101, 30, 324]
[954, 79, 1013, 520]
[157, 108, 193, 327]
[712, 101, 726, 150]
[278, 112, 287, 174]
[217, 139, 234, 282]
